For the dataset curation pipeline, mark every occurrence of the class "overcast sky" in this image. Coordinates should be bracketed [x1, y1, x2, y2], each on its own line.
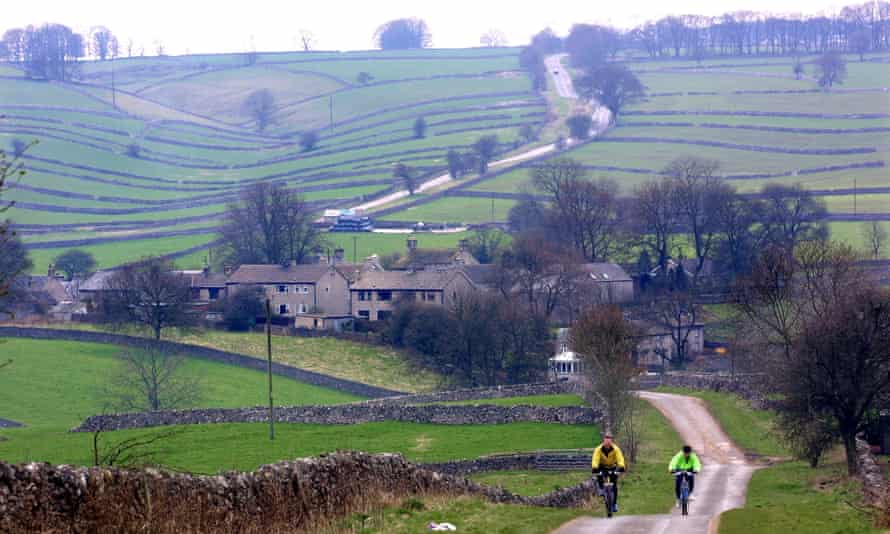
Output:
[7, 0, 851, 55]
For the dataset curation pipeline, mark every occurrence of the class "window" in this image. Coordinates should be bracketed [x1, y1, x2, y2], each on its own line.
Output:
[208, 288, 220, 300]
[424, 292, 437, 302]
[358, 310, 370, 319]
[278, 304, 290, 315]
[277, 285, 288, 294]
[358, 291, 371, 301]
[298, 303, 307, 314]
[377, 290, 392, 301]
[299, 285, 310, 294]
[377, 310, 392, 321]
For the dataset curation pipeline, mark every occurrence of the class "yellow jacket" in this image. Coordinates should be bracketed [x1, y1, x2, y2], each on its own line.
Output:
[592, 443, 626, 470]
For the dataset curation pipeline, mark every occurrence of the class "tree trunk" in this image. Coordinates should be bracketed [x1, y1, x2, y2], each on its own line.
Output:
[841, 432, 860, 476]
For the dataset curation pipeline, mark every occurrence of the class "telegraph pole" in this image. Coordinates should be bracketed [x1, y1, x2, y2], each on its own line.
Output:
[854, 178, 858, 216]
[353, 235, 358, 263]
[265, 298, 275, 441]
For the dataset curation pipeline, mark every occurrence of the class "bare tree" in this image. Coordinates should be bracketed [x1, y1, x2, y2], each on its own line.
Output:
[861, 221, 887, 260]
[100, 258, 195, 340]
[92, 423, 182, 468]
[374, 18, 431, 50]
[649, 291, 700, 369]
[0, 144, 33, 309]
[497, 233, 581, 319]
[473, 135, 499, 173]
[575, 64, 644, 123]
[849, 29, 870, 61]
[665, 156, 734, 283]
[632, 178, 677, 272]
[106, 347, 202, 412]
[814, 51, 847, 88]
[299, 29, 315, 51]
[571, 305, 641, 457]
[242, 89, 276, 132]
[90, 26, 118, 60]
[393, 163, 417, 195]
[784, 284, 890, 475]
[792, 57, 805, 80]
[480, 29, 508, 47]
[760, 183, 828, 252]
[532, 158, 622, 262]
[220, 182, 325, 266]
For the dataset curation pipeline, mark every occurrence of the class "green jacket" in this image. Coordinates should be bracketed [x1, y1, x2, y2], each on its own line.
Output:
[669, 451, 702, 472]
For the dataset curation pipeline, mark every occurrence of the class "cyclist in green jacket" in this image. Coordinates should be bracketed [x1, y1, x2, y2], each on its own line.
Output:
[669, 445, 702, 507]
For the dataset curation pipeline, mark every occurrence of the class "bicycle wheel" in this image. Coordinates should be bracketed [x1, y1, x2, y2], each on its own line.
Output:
[680, 483, 689, 516]
[604, 487, 614, 518]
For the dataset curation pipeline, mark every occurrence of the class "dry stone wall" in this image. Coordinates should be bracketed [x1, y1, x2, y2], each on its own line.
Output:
[0, 452, 597, 534]
[73, 403, 599, 432]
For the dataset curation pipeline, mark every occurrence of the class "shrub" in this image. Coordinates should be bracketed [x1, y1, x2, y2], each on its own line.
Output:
[299, 131, 319, 152]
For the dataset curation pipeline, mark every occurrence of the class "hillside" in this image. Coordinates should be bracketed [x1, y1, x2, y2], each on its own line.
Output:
[4, 50, 890, 269]
[0, 48, 543, 270]
[385, 52, 890, 253]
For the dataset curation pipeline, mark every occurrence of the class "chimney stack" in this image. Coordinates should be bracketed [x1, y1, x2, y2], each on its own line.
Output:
[458, 239, 468, 252]
[223, 264, 234, 277]
[47, 263, 55, 278]
[407, 237, 418, 251]
[334, 248, 345, 263]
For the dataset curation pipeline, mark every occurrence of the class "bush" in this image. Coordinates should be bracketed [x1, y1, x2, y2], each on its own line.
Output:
[125, 143, 141, 158]
[413, 117, 427, 139]
[215, 286, 265, 332]
[356, 71, 374, 85]
[299, 131, 319, 152]
[566, 114, 593, 140]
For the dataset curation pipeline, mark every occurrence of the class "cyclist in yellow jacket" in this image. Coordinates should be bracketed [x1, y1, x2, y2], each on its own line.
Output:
[591, 432, 626, 513]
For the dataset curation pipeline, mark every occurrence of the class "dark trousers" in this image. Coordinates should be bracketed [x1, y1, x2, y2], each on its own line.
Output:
[675, 473, 695, 499]
[596, 471, 619, 505]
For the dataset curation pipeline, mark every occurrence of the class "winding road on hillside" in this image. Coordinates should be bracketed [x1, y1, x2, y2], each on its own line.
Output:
[350, 54, 611, 214]
[554, 392, 756, 534]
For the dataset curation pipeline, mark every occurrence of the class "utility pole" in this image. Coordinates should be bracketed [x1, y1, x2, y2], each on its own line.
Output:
[265, 298, 275, 441]
[491, 196, 495, 221]
[353, 235, 358, 263]
[854, 178, 857, 216]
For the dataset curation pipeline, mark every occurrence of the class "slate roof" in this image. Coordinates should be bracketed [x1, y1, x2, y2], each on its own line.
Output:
[393, 248, 479, 270]
[186, 272, 228, 288]
[350, 270, 468, 291]
[460, 264, 499, 287]
[227, 264, 337, 285]
[77, 270, 116, 292]
[579, 263, 632, 282]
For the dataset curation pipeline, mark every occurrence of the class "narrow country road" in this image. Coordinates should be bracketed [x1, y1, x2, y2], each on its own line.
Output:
[350, 54, 606, 214]
[545, 54, 577, 99]
[554, 392, 755, 534]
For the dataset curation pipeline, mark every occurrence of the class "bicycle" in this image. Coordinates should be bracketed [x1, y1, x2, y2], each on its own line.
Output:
[595, 468, 620, 518]
[673, 470, 694, 516]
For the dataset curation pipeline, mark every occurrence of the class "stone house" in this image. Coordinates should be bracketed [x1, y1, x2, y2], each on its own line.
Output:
[349, 270, 476, 321]
[185, 266, 228, 305]
[75, 270, 116, 312]
[577, 263, 634, 304]
[2, 270, 73, 319]
[392, 237, 479, 271]
[226, 262, 351, 321]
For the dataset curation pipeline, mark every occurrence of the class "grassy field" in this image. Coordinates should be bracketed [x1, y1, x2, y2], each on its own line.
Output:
[39, 324, 442, 393]
[0, 337, 600, 475]
[655, 387, 880, 534]
[380, 197, 517, 224]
